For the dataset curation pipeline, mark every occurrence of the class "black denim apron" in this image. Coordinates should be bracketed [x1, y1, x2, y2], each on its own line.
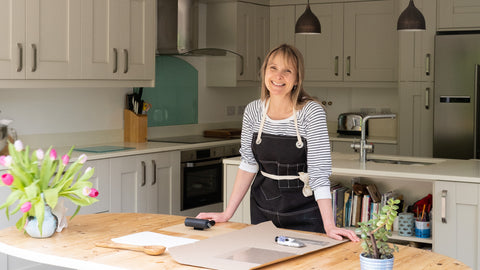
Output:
[249, 101, 325, 233]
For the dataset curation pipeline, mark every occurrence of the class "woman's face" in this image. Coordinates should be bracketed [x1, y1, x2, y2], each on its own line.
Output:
[264, 53, 297, 99]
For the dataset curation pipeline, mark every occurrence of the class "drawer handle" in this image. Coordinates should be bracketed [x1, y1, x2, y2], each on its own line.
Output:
[425, 53, 431, 76]
[17, 43, 23, 72]
[113, 48, 118, 73]
[334, 56, 339, 76]
[123, 49, 129, 74]
[152, 160, 157, 186]
[441, 189, 447, 223]
[425, 87, 430, 110]
[31, 44, 37, 72]
[346, 56, 351, 76]
[141, 161, 146, 187]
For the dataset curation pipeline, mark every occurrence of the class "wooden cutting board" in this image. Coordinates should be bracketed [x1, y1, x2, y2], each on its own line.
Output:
[203, 128, 241, 138]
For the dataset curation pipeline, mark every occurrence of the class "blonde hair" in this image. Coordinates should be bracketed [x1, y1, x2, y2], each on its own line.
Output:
[260, 44, 316, 109]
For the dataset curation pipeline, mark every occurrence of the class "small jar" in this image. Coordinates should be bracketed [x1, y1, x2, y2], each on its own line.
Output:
[397, 212, 415, 237]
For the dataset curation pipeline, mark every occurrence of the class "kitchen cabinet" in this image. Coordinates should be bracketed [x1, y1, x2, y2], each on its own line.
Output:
[398, 0, 436, 82]
[437, 0, 480, 30]
[398, 82, 433, 157]
[434, 181, 480, 270]
[0, 0, 82, 80]
[269, 5, 295, 49]
[109, 151, 180, 214]
[82, 0, 155, 81]
[295, 0, 397, 83]
[206, 1, 269, 86]
[224, 163, 251, 224]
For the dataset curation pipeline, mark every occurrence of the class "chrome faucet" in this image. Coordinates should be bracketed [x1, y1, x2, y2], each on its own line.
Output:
[351, 114, 396, 164]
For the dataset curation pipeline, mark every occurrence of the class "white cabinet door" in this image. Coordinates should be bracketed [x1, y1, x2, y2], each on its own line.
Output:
[82, 0, 155, 81]
[269, 5, 295, 49]
[398, 82, 433, 157]
[0, 0, 81, 80]
[295, 3, 343, 82]
[343, 0, 397, 82]
[206, 1, 268, 86]
[398, 0, 436, 82]
[110, 152, 179, 214]
[224, 163, 250, 224]
[434, 181, 480, 270]
[437, 0, 480, 30]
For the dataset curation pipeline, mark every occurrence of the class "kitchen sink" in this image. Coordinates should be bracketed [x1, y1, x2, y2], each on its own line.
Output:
[367, 158, 437, 166]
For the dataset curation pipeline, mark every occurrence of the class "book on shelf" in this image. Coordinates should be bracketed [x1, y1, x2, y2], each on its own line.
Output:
[360, 195, 372, 223]
[332, 186, 349, 227]
[343, 189, 352, 227]
[366, 183, 382, 203]
[351, 194, 363, 227]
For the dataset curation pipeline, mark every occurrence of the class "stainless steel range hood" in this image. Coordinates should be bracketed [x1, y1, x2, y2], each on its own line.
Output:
[156, 0, 243, 68]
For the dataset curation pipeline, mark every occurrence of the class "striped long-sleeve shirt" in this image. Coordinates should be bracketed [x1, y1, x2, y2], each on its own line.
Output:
[239, 99, 332, 200]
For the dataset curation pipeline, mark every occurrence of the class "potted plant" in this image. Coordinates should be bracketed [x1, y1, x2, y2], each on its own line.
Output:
[0, 140, 99, 238]
[355, 198, 400, 269]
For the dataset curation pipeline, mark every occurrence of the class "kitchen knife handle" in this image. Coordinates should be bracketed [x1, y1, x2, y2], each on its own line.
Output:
[346, 56, 351, 76]
[425, 53, 431, 76]
[441, 190, 447, 223]
[425, 87, 430, 110]
[123, 49, 129, 74]
[113, 48, 118, 73]
[17, 43, 23, 72]
[141, 161, 146, 187]
[334, 56, 339, 76]
[31, 44, 37, 72]
[151, 160, 157, 186]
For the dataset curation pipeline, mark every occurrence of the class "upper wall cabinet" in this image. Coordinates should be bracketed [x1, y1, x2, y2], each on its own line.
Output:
[291, 0, 397, 84]
[437, 0, 480, 30]
[206, 1, 269, 87]
[0, 0, 155, 87]
[82, 0, 155, 81]
[270, 5, 295, 49]
[398, 0, 436, 82]
[0, 0, 82, 80]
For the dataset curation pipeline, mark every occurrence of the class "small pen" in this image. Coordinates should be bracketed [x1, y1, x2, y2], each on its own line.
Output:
[275, 236, 305, 248]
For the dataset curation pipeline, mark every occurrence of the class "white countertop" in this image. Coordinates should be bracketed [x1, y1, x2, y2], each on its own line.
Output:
[222, 152, 480, 184]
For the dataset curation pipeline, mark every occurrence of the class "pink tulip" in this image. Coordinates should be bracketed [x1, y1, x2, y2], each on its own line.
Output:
[20, 202, 31, 213]
[49, 149, 57, 160]
[14, 140, 23, 152]
[89, 188, 99, 198]
[1, 174, 13, 186]
[61, 154, 69, 165]
[0, 155, 12, 167]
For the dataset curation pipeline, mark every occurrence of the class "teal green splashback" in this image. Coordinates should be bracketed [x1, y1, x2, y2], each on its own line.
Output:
[144, 56, 198, 127]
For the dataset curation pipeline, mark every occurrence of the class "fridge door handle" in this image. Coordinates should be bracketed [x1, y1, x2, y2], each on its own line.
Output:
[425, 87, 430, 110]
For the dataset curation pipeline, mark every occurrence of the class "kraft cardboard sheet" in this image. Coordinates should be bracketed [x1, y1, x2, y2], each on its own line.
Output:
[168, 221, 345, 270]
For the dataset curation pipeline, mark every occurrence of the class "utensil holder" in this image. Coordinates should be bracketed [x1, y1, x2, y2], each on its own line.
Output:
[124, 109, 147, 143]
[415, 220, 431, 238]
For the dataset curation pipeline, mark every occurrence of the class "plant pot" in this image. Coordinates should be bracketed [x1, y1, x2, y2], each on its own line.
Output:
[360, 253, 394, 270]
[24, 205, 58, 238]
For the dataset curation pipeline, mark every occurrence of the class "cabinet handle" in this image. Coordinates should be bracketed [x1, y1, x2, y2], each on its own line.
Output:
[441, 189, 447, 223]
[17, 43, 23, 72]
[113, 48, 118, 73]
[123, 49, 129, 74]
[425, 87, 430, 110]
[31, 44, 37, 72]
[425, 53, 431, 76]
[257, 56, 261, 79]
[141, 161, 146, 187]
[334, 56, 339, 76]
[151, 160, 157, 186]
[346, 56, 351, 76]
[239, 54, 244, 76]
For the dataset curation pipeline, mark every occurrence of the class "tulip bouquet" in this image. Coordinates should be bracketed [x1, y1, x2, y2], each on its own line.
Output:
[0, 140, 99, 233]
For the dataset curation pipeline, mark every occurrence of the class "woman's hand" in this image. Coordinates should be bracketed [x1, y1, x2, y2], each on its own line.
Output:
[196, 212, 230, 223]
[325, 226, 360, 242]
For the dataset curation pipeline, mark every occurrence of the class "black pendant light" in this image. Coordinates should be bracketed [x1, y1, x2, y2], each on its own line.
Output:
[295, 0, 321, 34]
[397, 0, 426, 31]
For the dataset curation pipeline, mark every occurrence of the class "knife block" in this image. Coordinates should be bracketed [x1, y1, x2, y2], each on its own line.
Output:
[124, 109, 147, 143]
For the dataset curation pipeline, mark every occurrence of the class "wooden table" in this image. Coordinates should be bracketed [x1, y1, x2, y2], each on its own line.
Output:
[0, 213, 469, 270]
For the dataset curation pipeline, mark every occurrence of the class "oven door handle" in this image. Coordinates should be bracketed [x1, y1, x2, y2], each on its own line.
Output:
[182, 159, 223, 168]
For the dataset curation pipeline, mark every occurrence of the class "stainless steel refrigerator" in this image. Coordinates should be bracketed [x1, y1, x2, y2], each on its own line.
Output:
[434, 32, 480, 159]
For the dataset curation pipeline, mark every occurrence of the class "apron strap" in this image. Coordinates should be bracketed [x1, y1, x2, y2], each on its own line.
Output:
[260, 171, 313, 197]
[256, 99, 304, 148]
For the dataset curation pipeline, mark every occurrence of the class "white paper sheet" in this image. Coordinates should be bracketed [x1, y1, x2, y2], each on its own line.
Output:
[111, 231, 198, 249]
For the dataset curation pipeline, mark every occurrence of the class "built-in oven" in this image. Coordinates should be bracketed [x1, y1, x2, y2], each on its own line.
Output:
[173, 144, 240, 216]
